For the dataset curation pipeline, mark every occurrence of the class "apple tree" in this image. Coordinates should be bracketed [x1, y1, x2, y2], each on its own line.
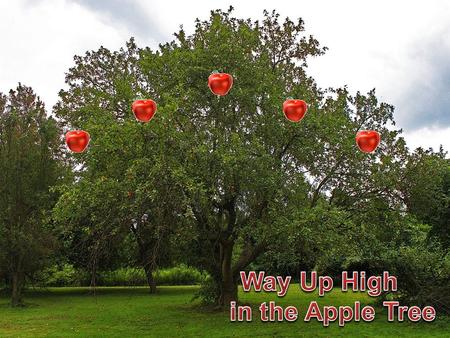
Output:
[136, 9, 408, 305]
[55, 8, 409, 306]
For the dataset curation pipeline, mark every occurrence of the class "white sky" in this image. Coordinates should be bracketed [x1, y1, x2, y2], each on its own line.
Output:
[1, 0, 449, 154]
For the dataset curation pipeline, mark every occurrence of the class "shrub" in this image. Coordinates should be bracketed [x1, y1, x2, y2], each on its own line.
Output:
[319, 243, 450, 314]
[41, 264, 207, 287]
[387, 245, 450, 314]
[154, 265, 207, 285]
[192, 275, 221, 305]
[41, 264, 90, 287]
[97, 268, 147, 286]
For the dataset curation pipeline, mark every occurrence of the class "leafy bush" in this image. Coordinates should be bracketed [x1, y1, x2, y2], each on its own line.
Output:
[192, 275, 221, 305]
[313, 216, 450, 314]
[154, 265, 208, 285]
[41, 264, 90, 287]
[41, 264, 207, 287]
[319, 241, 450, 314]
[97, 268, 147, 286]
[386, 245, 450, 314]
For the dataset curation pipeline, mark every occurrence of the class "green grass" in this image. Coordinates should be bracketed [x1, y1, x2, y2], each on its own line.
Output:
[0, 285, 448, 337]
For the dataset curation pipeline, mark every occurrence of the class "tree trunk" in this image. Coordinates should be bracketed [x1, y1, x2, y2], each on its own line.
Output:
[219, 274, 238, 306]
[132, 230, 158, 294]
[143, 263, 157, 294]
[11, 271, 24, 307]
[219, 240, 238, 306]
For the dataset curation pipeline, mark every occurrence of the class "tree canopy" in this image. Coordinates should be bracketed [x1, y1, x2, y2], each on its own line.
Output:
[50, 8, 438, 307]
[0, 84, 65, 306]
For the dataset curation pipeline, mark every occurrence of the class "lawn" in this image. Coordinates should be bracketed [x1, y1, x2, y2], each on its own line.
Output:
[0, 285, 448, 337]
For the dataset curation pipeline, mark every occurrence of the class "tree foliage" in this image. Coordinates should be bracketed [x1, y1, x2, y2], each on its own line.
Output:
[53, 8, 426, 306]
[0, 84, 64, 306]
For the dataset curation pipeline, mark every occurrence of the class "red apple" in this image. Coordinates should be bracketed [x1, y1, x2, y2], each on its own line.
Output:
[132, 99, 157, 122]
[356, 130, 381, 153]
[283, 99, 308, 122]
[208, 73, 233, 96]
[65, 130, 90, 153]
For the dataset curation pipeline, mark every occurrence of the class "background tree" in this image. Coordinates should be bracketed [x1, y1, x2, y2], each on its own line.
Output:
[0, 84, 64, 306]
[52, 177, 128, 289]
[53, 39, 187, 293]
[400, 148, 449, 248]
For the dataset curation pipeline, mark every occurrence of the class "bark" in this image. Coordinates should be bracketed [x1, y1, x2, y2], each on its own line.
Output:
[219, 275, 238, 306]
[216, 239, 268, 306]
[131, 227, 158, 294]
[218, 240, 238, 306]
[232, 242, 267, 277]
[11, 271, 24, 307]
[143, 263, 157, 294]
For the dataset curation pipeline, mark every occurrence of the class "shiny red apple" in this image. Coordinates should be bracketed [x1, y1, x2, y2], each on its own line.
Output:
[283, 99, 308, 122]
[132, 99, 157, 122]
[65, 130, 90, 153]
[356, 130, 381, 153]
[208, 73, 233, 96]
